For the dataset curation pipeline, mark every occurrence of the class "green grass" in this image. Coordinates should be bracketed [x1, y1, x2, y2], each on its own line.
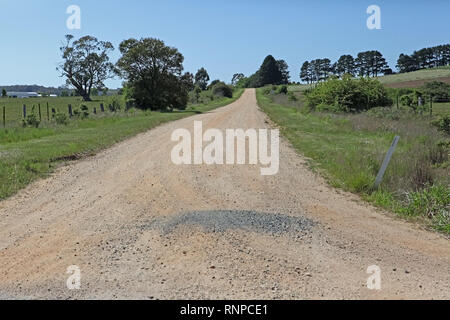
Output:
[0, 96, 118, 127]
[378, 67, 450, 85]
[0, 89, 244, 200]
[256, 89, 449, 234]
[433, 102, 450, 117]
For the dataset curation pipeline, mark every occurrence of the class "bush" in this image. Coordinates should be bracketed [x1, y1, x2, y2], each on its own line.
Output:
[74, 105, 89, 119]
[432, 115, 450, 135]
[212, 82, 233, 98]
[422, 81, 450, 102]
[277, 85, 288, 94]
[305, 75, 392, 112]
[55, 113, 69, 125]
[22, 113, 40, 128]
[106, 96, 122, 112]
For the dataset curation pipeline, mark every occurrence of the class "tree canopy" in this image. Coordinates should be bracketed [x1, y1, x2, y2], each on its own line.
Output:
[195, 68, 210, 90]
[58, 35, 116, 101]
[117, 37, 189, 110]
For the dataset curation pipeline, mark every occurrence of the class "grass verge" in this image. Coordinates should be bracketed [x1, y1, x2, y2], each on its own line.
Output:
[256, 88, 449, 234]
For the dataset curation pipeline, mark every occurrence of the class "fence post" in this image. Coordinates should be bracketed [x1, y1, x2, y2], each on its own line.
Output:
[23, 104, 27, 119]
[100, 103, 105, 112]
[396, 94, 399, 109]
[68, 104, 73, 117]
[374, 136, 400, 189]
[93, 107, 97, 115]
[47, 103, 50, 121]
[38, 103, 41, 121]
[52, 108, 56, 118]
[2, 106, 5, 128]
[430, 94, 433, 116]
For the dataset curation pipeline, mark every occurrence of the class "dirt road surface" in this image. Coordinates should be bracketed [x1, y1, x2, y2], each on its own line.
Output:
[0, 89, 449, 299]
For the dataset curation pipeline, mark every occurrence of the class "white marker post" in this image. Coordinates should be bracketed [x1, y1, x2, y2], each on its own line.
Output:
[374, 136, 400, 189]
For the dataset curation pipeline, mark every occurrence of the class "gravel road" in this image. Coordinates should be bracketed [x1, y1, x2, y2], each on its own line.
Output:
[0, 89, 449, 299]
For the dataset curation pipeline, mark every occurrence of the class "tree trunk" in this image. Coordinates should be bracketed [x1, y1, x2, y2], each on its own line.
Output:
[81, 92, 92, 101]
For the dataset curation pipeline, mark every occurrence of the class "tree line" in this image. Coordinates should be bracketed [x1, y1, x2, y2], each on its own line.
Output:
[397, 44, 450, 73]
[58, 35, 224, 111]
[300, 50, 391, 84]
[233, 55, 290, 88]
[299, 43, 450, 84]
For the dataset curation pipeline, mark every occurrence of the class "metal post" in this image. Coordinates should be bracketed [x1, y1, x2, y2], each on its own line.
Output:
[68, 104, 73, 117]
[38, 103, 42, 121]
[23, 104, 26, 118]
[430, 94, 433, 116]
[2, 106, 5, 128]
[374, 136, 400, 189]
[47, 103, 50, 121]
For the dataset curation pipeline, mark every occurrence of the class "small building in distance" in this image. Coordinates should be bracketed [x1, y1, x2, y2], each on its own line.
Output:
[6, 92, 40, 98]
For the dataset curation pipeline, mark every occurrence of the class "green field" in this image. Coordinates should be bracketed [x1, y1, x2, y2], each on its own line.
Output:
[256, 88, 449, 233]
[378, 66, 450, 85]
[0, 89, 244, 200]
[0, 96, 125, 127]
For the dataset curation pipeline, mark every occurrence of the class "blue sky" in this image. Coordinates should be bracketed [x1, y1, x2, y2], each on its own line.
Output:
[1, 0, 449, 88]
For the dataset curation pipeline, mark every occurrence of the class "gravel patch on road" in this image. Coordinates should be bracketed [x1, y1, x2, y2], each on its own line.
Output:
[142, 210, 316, 236]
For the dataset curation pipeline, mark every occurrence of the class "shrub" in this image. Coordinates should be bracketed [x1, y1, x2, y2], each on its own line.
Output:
[212, 82, 233, 98]
[277, 85, 288, 94]
[55, 112, 69, 125]
[22, 113, 40, 128]
[304, 75, 392, 112]
[421, 81, 450, 102]
[106, 96, 122, 112]
[432, 115, 450, 135]
[74, 105, 89, 119]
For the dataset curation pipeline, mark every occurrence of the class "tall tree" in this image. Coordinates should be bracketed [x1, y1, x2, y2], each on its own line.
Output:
[195, 68, 210, 90]
[355, 51, 389, 77]
[58, 35, 116, 101]
[181, 72, 194, 91]
[276, 59, 290, 84]
[1, 89, 6, 97]
[258, 55, 283, 86]
[231, 73, 245, 85]
[336, 55, 355, 76]
[396, 54, 418, 73]
[117, 37, 188, 110]
[300, 61, 312, 84]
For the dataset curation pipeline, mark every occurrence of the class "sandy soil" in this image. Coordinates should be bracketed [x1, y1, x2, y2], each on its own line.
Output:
[0, 89, 449, 300]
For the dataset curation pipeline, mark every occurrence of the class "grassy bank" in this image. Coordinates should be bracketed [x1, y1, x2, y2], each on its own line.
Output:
[288, 67, 450, 92]
[0, 89, 244, 200]
[256, 88, 449, 234]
